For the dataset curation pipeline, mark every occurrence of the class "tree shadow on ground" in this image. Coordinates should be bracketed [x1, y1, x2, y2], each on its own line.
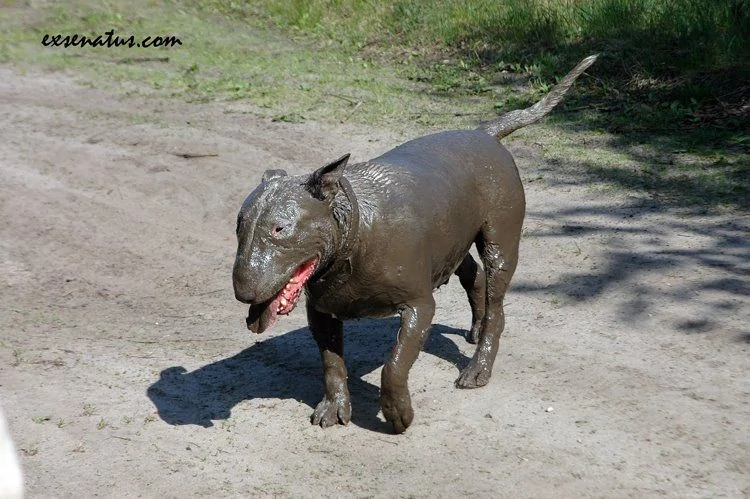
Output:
[548, 121, 749, 210]
[147, 319, 469, 433]
[513, 197, 750, 341]
[406, 2, 750, 210]
[411, 56, 748, 210]
[457, 0, 750, 148]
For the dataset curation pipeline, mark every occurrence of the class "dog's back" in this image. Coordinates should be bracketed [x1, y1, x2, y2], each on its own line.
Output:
[342, 129, 524, 292]
[373, 128, 523, 209]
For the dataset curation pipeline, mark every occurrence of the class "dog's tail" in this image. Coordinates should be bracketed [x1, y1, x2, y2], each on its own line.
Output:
[478, 54, 598, 139]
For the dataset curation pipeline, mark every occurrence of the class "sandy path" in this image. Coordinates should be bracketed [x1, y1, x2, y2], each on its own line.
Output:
[1, 67, 748, 497]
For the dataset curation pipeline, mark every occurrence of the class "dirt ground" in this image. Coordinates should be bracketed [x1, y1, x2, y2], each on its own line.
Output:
[1, 65, 748, 498]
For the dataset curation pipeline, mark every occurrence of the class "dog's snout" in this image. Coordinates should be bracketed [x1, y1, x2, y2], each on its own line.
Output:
[234, 287, 255, 304]
[233, 257, 254, 303]
[233, 269, 255, 304]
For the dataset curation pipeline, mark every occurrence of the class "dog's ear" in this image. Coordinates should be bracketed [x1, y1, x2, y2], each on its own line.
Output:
[262, 169, 288, 183]
[305, 153, 350, 201]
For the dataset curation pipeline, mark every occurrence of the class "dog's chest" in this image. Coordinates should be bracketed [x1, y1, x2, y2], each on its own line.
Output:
[306, 268, 408, 319]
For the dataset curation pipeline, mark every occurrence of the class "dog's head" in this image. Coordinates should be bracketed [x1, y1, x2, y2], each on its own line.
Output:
[232, 154, 350, 333]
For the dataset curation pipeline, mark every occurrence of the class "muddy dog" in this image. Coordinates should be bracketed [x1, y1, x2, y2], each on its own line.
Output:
[233, 55, 598, 433]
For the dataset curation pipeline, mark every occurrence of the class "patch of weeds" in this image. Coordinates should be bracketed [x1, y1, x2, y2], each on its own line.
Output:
[144, 414, 157, 424]
[122, 415, 134, 425]
[549, 294, 563, 308]
[11, 349, 24, 367]
[96, 418, 109, 430]
[414, 114, 437, 127]
[32, 416, 51, 424]
[81, 403, 96, 416]
[521, 226, 537, 240]
[56, 418, 67, 428]
[728, 135, 750, 147]
[407, 59, 494, 96]
[72, 441, 86, 453]
[49, 358, 65, 367]
[21, 446, 39, 457]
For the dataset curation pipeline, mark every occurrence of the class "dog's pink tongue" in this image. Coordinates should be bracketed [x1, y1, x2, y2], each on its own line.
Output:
[246, 301, 278, 334]
[247, 258, 318, 333]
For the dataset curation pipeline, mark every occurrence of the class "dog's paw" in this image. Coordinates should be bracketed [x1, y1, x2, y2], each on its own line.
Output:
[380, 390, 414, 434]
[311, 395, 351, 428]
[465, 323, 481, 344]
[455, 361, 492, 389]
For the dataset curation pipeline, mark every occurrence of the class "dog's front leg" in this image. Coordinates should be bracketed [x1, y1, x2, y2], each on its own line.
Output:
[307, 302, 351, 427]
[380, 297, 436, 434]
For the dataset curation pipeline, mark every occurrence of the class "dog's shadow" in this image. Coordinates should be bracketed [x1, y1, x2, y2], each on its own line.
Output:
[147, 319, 470, 433]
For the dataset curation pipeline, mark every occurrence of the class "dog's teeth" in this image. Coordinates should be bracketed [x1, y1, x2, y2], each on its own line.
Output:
[285, 284, 291, 290]
[280, 297, 287, 306]
[290, 278, 298, 284]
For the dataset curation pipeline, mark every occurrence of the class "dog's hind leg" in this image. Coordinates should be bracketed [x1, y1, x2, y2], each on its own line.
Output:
[456, 224, 520, 389]
[455, 253, 486, 344]
[307, 302, 352, 427]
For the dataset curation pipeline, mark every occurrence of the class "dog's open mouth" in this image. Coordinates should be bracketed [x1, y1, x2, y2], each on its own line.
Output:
[246, 257, 318, 334]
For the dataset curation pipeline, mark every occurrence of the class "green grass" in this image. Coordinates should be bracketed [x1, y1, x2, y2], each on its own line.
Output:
[0, 0, 746, 208]
[207, 0, 749, 207]
[233, 0, 749, 73]
[511, 125, 749, 209]
[0, 0, 512, 129]
[232, 0, 749, 128]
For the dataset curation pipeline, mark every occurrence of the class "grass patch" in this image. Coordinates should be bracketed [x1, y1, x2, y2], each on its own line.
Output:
[206, 0, 749, 207]
[0, 0, 746, 208]
[509, 125, 749, 209]
[0, 0, 511, 130]
[232, 0, 749, 135]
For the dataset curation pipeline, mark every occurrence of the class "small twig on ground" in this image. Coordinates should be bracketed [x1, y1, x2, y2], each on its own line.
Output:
[324, 92, 360, 104]
[193, 288, 225, 296]
[376, 438, 398, 445]
[117, 56, 170, 64]
[414, 111, 484, 116]
[358, 37, 384, 50]
[565, 105, 596, 112]
[107, 436, 133, 442]
[564, 105, 619, 113]
[171, 152, 219, 159]
[340, 101, 362, 123]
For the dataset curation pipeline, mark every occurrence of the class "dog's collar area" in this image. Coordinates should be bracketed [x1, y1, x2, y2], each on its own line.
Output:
[338, 175, 360, 260]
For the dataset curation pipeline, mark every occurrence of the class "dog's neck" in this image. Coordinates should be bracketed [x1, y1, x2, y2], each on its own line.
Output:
[334, 175, 360, 260]
[311, 176, 360, 284]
